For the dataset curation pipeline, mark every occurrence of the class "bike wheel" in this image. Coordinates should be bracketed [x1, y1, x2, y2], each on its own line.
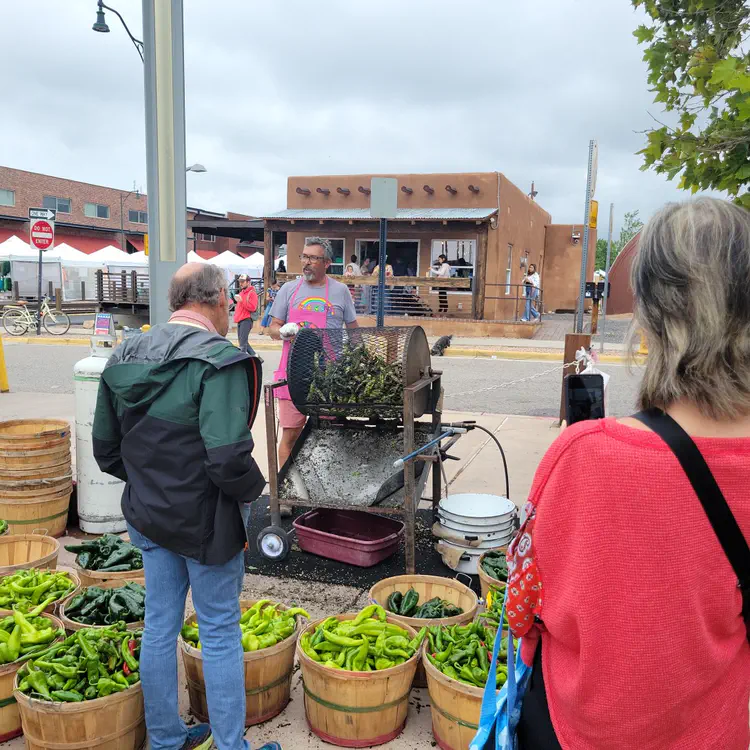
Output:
[2, 308, 29, 336]
[42, 311, 71, 336]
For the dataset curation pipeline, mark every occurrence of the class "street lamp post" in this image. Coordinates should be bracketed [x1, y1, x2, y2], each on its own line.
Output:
[119, 189, 140, 253]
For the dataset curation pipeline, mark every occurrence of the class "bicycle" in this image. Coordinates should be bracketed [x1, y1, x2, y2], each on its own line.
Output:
[2, 296, 71, 336]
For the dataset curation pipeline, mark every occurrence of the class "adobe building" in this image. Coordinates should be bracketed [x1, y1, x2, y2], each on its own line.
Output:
[604, 232, 640, 315]
[262, 172, 595, 336]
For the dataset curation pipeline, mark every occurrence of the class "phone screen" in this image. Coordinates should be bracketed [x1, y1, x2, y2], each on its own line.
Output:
[565, 374, 605, 425]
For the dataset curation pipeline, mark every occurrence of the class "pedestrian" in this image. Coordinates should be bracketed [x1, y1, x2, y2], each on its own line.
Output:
[277, 259, 286, 274]
[260, 277, 280, 334]
[507, 198, 750, 750]
[233, 273, 258, 352]
[521, 263, 541, 322]
[92, 263, 279, 750]
[269, 237, 358, 473]
[428, 253, 452, 313]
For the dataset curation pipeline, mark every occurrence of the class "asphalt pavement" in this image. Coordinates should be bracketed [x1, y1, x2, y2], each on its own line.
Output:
[2, 343, 643, 417]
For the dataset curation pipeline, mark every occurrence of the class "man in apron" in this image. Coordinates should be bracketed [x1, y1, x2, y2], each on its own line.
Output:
[269, 237, 359, 472]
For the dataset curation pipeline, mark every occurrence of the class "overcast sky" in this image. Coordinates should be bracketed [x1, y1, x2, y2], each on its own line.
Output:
[2, 0, 702, 236]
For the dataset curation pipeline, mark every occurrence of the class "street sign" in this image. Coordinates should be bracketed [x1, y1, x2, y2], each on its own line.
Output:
[370, 178, 398, 219]
[589, 199, 599, 229]
[30, 220, 54, 251]
[144, 234, 149, 256]
[589, 142, 598, 199]
[29, 208, 56, 221]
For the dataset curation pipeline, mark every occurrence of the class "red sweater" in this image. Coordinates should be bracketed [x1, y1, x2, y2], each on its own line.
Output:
[514, 417, 750, 750]
[233, 286, 258, 324]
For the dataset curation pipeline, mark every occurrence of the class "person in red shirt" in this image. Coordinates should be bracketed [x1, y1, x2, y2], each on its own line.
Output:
[233, 274, 258, 353]
[507, 197, 750, 750]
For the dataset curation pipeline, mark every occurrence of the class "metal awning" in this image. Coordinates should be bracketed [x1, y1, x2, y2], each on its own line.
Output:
[261, 207, 498, 221]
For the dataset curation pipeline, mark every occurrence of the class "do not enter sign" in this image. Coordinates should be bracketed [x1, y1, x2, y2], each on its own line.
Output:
[30, 220, 54, 251]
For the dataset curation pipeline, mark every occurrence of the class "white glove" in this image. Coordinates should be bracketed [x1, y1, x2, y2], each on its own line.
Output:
[279, 322, 300, 341]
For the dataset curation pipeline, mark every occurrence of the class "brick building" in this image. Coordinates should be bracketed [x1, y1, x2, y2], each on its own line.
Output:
[262, 172, 595, 332]
[0, 166, 253, 259]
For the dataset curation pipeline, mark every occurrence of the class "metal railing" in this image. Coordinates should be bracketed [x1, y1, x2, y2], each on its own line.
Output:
[96, 270, 150, 306]
[482, 283, 543, 323]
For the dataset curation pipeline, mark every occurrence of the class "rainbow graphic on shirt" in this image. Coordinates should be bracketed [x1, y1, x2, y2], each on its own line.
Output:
[297, 297, 332, 314]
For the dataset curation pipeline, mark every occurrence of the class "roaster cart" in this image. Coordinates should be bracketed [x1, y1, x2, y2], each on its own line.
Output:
[258, 325, 462, 574]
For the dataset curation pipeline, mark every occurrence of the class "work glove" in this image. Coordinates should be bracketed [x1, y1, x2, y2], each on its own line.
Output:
[279, 322, 300, 341]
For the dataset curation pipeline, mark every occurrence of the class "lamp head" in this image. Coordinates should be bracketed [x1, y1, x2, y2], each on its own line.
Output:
[187, 164, 207, 173]
[92, 3, 110, 33]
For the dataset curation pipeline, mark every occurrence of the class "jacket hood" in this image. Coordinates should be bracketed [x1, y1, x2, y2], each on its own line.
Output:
[101, 322, 256, 411]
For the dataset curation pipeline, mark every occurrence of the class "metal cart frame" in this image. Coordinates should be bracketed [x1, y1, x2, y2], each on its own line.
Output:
[263, 370, 443, 573]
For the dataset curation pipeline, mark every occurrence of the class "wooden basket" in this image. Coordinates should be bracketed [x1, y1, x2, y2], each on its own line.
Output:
[0, 484, 72, 538]
[477, 550, 508, 601]
[180, 599, 300, 726]
[297, 613, 419, 747]
[0, 421, 70, 451]
[0, 446, 70, 471]
[368, 574, 478, 688]
[0, 534, 59, 575]
[14, 676, 145, 750]
[0, 610, 65, 744]
[75, 565, 145, 589]
[423, 647, 490, 750]
[59, 578, 144, 632]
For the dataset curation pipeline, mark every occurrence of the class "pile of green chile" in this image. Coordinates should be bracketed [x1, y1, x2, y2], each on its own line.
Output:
[425, 622, 511, 689]
[481, 551, 508, 582]
[65, 535, 143, 573]
[0, 609, 64, 665]
[478, 586, 509, 631]
[0, 520, 7, 535]
[181, 600, 309, 652]
[299, 604, 427, 671]
[385, 588, 463, 619]
[16, 623, 141, 702]
[65, 583, 146, 626]
[0, 569, 77, 611]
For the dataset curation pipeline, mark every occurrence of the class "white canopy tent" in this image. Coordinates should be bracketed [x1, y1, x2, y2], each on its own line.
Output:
[88, 245, 145, 266]
[187, 251, 207, 263]
[208, 251, 257, 284]
[129, 250, 147, 263]
[245, 253, 265, 278]
[7, 255, 62, 299]
[0, 236, 37, 259]
[45, 244, 104, 301]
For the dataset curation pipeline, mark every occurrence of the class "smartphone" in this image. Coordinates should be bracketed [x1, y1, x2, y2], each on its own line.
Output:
[564, 374, 605, 425]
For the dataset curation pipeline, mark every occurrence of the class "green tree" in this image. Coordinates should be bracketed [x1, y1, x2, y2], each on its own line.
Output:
[594, 210, 644, 270]
[632, 0, 750, 208]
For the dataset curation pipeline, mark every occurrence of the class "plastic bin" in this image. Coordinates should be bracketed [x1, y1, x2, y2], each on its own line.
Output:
[293, 508, 404, 567]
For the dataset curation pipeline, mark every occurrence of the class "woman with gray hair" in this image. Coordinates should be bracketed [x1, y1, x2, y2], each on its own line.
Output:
[503, 198, 750, 750]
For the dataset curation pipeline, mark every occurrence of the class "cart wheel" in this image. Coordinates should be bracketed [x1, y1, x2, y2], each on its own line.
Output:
[257, 526, 290, 561]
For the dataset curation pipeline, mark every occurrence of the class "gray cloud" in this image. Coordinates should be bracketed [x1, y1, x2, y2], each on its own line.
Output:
[1, 0, 715, 237]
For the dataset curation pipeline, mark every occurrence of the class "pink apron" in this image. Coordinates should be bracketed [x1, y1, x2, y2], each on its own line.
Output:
[273, 277, 332, 400]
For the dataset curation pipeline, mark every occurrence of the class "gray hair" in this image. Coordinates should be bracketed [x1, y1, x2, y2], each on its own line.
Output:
[168, 264, 227, 311]
[631, 197, 750, 420]
[304, 236, 334, 262]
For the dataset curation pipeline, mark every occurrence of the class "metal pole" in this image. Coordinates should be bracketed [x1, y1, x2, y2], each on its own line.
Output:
[120, 194, 125, 252]
[36, 245, 42, 335]
[599, 202, 614, 353]
[576, 139, 595, 333]
[142, 0, 188, 325]
[376, 218, 388, 327]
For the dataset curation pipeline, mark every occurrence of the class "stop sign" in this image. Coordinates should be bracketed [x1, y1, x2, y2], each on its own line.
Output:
[30, 220, 54, 251]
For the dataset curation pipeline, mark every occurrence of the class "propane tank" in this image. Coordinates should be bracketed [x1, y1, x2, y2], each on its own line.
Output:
[74, 334, 125, 533]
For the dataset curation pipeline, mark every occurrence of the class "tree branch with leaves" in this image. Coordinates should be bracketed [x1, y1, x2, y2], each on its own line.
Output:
[632, 0, 750, 207]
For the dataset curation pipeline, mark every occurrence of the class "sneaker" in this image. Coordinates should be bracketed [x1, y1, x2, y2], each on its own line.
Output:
[181, 724, 213, 750]
[257, 744, 282, 750]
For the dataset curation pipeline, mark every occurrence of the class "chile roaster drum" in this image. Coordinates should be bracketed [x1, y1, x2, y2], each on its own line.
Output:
[287, 326, 432, 419]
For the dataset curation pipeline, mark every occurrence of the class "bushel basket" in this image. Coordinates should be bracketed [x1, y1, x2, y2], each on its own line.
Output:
[287, 325, 431, 419]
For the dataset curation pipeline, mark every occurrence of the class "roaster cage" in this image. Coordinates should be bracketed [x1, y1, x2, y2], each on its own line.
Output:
[287, 325, 432, 419]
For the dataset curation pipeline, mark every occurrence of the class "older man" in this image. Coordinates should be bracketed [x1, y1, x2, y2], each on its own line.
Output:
[93, 263, 279, 750]
[269, 237, 359, 468]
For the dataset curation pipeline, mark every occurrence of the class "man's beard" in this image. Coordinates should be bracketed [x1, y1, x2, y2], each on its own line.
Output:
[302, 268, 315, 281]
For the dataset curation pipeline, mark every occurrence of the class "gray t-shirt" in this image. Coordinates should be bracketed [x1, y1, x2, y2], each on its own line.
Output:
[270, 277, 357, 328]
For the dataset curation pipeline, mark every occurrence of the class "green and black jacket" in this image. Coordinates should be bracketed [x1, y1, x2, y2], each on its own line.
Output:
[92, 322, 265, 565]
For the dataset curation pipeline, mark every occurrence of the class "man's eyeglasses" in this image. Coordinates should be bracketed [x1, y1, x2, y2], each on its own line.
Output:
[300, 254, 326, 264]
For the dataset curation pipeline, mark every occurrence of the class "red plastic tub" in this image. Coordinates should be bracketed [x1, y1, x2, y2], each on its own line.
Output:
[293, 508, 404, 567]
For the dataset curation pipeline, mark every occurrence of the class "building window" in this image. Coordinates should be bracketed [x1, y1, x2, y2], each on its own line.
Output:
[505, 244, 513, 295]
[84, 203, 110, 219]
[196, 233, 215, 242]
[43, 196, 71, 214]
[304, 237, 345, 275]
[128, 210, 148, 224]
[0, 189, 15, 207]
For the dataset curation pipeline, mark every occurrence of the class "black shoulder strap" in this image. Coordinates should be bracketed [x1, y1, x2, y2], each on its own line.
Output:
[633, 408, 750, 635]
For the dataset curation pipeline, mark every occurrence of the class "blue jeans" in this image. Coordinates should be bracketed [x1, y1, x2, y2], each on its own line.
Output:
[127, 523, 250, 750]
[524, 294, 540, 321]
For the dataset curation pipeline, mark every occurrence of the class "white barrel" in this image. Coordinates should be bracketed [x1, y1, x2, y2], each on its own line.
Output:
[74, 336, 125, 533]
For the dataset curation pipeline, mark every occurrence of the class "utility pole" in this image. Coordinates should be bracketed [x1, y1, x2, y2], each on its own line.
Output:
[141, 0, 188, 324]
[599, 202, 614, 353]
[576, 139, 597, 333]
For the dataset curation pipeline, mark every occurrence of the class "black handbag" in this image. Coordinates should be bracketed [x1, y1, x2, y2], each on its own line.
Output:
[633, 408, 750, 642]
